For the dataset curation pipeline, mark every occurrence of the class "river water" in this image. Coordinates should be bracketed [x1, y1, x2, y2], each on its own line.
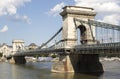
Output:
[0, 58, 120, 79]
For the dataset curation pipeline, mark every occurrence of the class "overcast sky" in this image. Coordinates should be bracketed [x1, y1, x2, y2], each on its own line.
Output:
[0, 0, 120, 45]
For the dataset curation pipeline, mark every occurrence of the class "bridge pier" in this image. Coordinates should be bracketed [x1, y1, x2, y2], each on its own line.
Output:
[52, 54, 103, 74]
[10, 56, 26, 64]
[69, 54, 103, 73]
[52, 54, 74, 73]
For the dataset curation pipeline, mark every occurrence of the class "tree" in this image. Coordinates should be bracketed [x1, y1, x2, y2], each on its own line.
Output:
[0, 53, 2, 57]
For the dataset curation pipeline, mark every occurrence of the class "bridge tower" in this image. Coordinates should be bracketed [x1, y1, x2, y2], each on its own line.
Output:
[61, 6, 96, 47]
[10, 40, 26, 64]
[52, 6, 103, 74]
[12, 40, 25, 54]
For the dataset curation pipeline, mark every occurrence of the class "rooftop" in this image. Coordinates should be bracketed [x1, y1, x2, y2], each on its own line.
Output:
[29, 43, 37, 46]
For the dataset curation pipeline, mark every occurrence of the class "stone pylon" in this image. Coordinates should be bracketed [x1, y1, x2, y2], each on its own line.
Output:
[12, 40, 25, 54]
[60, 6, 96, 48]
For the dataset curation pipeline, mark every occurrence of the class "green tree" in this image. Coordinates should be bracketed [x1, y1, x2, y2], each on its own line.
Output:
[0, 53, 2, 57]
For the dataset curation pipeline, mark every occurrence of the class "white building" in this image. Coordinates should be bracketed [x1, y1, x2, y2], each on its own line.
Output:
[0, 40, 38, 57]
[0, 40, 25, 57]
[0, 43, 12, 57]
[28, 43, 38, 50]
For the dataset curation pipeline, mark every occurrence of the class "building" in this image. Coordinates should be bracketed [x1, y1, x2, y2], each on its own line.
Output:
[0, 39, 25, 57]
[0, 40, 38, 57]
[28, 43, 38, 50]
[0, 43, 12, 57]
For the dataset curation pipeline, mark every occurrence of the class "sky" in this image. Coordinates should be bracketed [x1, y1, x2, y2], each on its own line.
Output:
[0, 0, 120, 46]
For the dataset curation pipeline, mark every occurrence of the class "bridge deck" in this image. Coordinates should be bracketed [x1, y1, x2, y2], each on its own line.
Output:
[13, 42, 120, 56]
[74, 42, 120, 54]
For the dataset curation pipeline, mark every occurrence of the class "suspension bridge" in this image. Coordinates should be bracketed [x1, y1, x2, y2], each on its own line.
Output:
[9, 6, 120, 74]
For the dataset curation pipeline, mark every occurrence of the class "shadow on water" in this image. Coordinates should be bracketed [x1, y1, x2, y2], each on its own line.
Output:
[79, 72, 104, 76]
[73, 73, 102, 79]
[51, 72, 103, 79]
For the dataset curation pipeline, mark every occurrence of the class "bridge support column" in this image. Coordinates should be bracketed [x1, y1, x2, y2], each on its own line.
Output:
[52, 54, 74, 73]
[10, 56, 26, 64]
[69, 54, 103, 74]
[52, 54, 103, 74]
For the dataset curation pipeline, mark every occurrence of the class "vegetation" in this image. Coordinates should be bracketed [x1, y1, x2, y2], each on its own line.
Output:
[33, 53, 49, 58]
[29, 48, 35, 50]
[51, 54, 57, 58]
[0, 53, 2, 57]
[32, 53, 58, 58]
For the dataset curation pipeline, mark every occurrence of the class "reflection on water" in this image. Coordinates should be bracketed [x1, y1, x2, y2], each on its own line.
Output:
[0, 60, 120, 79]
[51, 73, 100, 79]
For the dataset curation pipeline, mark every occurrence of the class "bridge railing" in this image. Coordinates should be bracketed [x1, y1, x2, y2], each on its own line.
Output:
[75, 42, 120, 50]
[49, 40, 66, 49]
[74, 42, 120, 54]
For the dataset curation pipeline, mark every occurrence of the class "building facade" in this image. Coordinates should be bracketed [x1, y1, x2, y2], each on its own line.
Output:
[28, 43, 38, 50]
[0, 40, 38, 57]
[0, 43, 12, 57]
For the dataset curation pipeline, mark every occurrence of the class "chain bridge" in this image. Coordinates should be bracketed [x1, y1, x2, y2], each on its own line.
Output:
[9, 6, 120, 74]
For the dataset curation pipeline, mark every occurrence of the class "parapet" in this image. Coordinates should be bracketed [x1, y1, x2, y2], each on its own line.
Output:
[12, 40, 24, 43]
[60, 6, 96, 16]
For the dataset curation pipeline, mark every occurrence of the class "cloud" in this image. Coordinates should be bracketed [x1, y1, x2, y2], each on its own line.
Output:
[98, 14, 120, 25]
[0, 0, 31, 16]
[0, 0, 31, 24]
[8, 14, 31, 24]
[0, 25, 8, 32]
[74, 0, 120, 25]
[47, 2, 66, 16]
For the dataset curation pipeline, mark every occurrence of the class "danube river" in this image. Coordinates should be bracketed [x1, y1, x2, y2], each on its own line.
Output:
[0, 58, 120, 79]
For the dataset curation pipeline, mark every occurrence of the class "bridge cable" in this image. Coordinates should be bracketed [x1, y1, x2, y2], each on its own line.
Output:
[117, 30, 119, 42]
[73, 18, 78, 29]
[119, 31, 120, 42]
[88, 19, 95, 41]
[73, 18, 80, 44]
[38, 27, 63, 49]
